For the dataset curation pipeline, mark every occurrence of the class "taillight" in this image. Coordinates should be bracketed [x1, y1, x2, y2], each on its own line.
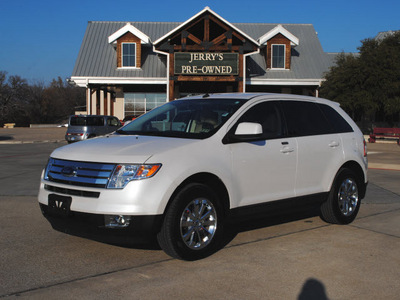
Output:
[363, 139, 367, 157]
[67, 133, 84, 136]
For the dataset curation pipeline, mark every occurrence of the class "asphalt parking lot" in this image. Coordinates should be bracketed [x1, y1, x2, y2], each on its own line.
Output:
[0, 128, 399, 299]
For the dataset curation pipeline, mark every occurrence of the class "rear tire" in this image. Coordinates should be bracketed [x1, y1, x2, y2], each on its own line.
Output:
[320, 168, 361, 224]
[157, 183, 224, 260]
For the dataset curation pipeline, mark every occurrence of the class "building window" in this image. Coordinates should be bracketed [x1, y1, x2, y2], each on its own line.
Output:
[122, 43, 136, 67]
[124, 93, 167, 117]
[272, 44, 285, 69]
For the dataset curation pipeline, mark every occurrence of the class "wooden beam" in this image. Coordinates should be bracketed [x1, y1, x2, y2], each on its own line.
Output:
[168, 17, 205, 42]
[238, 54, 244, 92]
[177, 75, 237, 82]
[211, 33, 227, 45]
[209, 15, 230, 32]
[181, 31, 187, 46]
[169, 54, 175, 100]
[187, 33, 202, 45]
[204, 17, 209, 42]
[174, 45, 242, 51]
[232, 31, 246, 41]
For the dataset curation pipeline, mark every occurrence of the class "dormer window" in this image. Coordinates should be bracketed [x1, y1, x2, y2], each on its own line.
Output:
[259, 25, 299, 70]
[122, 43, 136, 67]
[108, 23, 152, 70]
[272, 44, 285, 69]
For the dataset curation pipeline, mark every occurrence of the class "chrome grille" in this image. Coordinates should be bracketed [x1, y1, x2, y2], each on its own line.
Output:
[45, 158, 115, 188]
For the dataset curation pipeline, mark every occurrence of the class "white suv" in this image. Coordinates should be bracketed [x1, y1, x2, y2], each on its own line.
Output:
[38, 93, 368, 260]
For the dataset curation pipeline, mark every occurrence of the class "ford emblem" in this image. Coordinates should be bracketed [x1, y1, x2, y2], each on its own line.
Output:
[61, 166, 78, 177]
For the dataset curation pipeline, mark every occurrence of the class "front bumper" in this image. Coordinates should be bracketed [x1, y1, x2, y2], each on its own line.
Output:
[39, 202, 163, 243]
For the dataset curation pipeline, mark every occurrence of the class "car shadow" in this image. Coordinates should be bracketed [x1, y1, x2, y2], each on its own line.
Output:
[44, 204, 321, 255]
[44, 214, 162, 250]
[222, 205, 321, 248]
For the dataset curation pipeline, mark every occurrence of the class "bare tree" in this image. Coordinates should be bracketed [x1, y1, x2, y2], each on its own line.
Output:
[0, 72, 85, 126]
[0, 72, 30, 126]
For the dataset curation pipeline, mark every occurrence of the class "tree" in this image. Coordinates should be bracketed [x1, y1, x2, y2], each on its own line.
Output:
[320, 31, 400, 127]
[0, 72, 85, 126]
[28, 81, 50, 124]
[45, 77, 86, 123]
[0, 72, 30, 126]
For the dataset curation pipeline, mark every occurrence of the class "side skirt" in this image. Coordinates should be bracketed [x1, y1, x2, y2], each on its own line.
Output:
[227, 193, 329, 223]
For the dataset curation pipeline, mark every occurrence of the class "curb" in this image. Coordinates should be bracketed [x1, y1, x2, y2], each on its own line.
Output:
[0, 140, 66, 145]
[368, 163, 400, 171]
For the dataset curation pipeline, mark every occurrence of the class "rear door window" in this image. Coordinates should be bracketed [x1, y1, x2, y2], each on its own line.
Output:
[70, 116, 86, 126]
[281, 101, 332, 137]
[318, 104, 353, 133]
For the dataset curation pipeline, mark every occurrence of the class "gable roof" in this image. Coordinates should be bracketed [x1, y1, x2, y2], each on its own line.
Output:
[238, 23, 331, 82]
[153, 6, 259, 47]
[108, 22, 151, 44]
[258, 24, 299, 46]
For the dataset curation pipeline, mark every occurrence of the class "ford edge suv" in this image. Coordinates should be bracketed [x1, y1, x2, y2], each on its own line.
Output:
[39, 93, 368, 260]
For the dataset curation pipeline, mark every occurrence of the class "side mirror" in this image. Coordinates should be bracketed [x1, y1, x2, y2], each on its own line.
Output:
[222, 122, 263, 144]
[235, 122, 263, 135]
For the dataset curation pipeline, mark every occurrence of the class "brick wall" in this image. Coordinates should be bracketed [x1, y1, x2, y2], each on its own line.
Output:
[117, 32, 141, 68]
[266, 33, 291, 69]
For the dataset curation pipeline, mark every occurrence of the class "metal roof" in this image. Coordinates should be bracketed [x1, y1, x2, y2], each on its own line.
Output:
[72, 21, 336, 84]
[237, 23, 333, 81]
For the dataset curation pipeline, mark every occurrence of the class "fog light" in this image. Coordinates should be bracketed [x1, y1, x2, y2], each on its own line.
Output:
[104, 215, 131, 228]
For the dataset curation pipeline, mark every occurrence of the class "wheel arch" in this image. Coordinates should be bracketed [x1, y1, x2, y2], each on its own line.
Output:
[164, 172, 230, 216]
[157, 172, 229, 260]
[336, 161, 367, 199]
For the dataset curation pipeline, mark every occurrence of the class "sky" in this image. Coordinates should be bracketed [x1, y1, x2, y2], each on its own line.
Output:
[0, 0, 399, 84]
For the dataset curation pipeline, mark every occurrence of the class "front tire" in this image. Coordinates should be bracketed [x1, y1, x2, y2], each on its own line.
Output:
[157, 183, 224, 260]
[320, 168, 361, 224]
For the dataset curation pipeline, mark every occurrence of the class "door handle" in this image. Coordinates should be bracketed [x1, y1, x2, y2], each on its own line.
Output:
[280, 146, 295, 154]
[329, 141, 340, 148]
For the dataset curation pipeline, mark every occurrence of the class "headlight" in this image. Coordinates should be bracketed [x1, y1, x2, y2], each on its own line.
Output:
[44, 158, 55, 180]
[107, 164, 161, 189]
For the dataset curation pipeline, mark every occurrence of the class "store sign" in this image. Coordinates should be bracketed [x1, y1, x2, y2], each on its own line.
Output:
[174, 52, 239, 75]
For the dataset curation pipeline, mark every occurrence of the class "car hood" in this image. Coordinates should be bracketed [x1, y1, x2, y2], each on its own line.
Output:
[51, 134, 200, 164]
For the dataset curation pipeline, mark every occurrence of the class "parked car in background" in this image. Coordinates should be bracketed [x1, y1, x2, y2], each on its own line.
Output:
[65, 115, 121, 143]
[40, 93, 368, 260]
[121, 115, 140, 126]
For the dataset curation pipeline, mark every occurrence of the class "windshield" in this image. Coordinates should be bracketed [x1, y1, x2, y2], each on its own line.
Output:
[117, 98, 245, 139]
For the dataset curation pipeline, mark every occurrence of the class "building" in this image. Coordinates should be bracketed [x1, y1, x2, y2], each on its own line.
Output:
[70, 7, 335, 120]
